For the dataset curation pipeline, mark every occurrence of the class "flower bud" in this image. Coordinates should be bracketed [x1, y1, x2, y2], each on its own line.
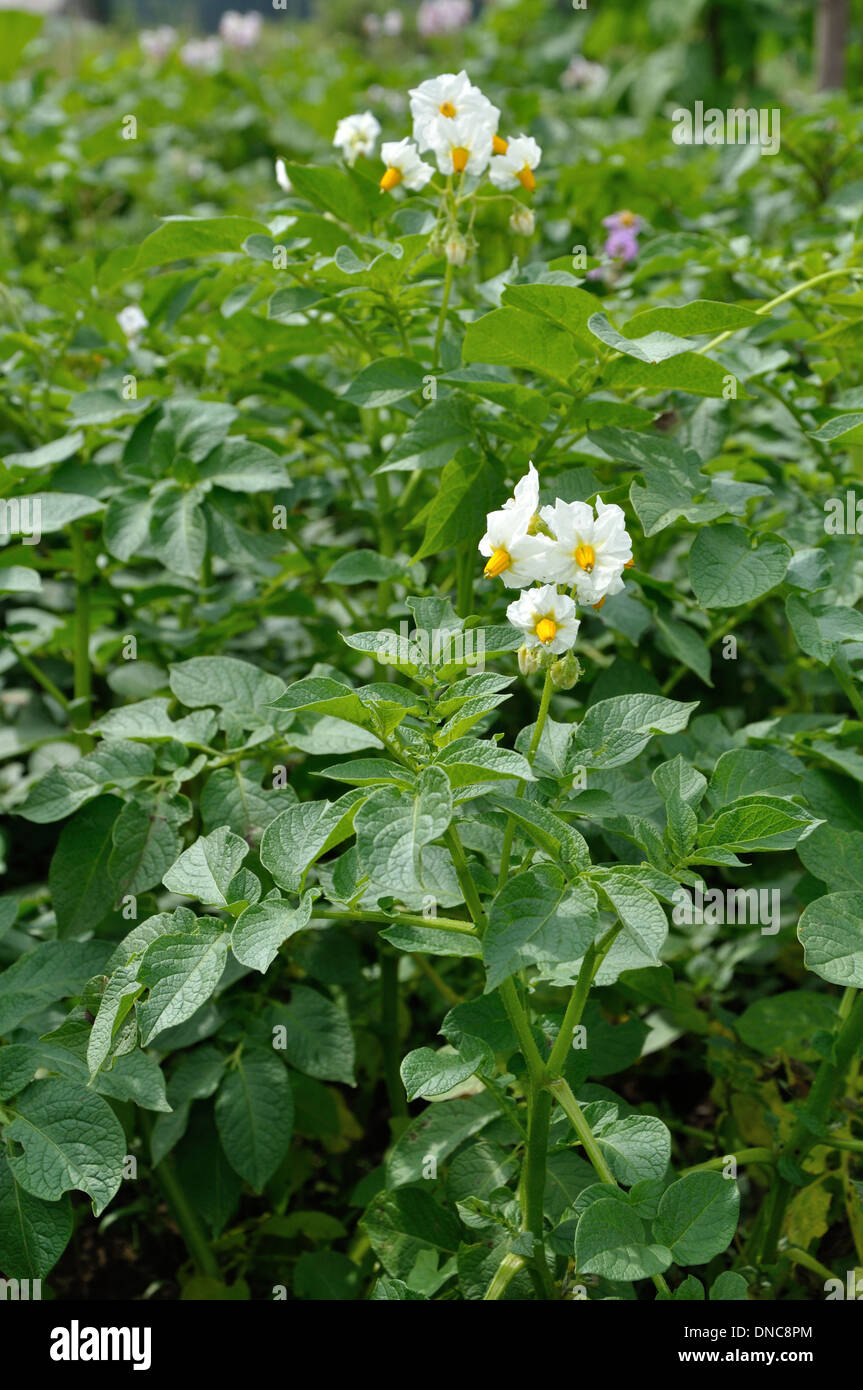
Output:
[518, 643, 541, 676]
[444, 233, 469, 266]
[509, 206, 535, 237]
[550, 652, 582, 690]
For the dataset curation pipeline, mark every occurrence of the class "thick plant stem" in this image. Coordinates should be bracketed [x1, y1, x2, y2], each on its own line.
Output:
[758, 988, 863, 1264]
[70, 524, 92, 723]
[380, 946, 407, 1118]
[433, 259, 454, 368]
[498, 667, 555, 889]
[141, 1116, 219, 1280]
[547, 1076, 671, 1297]
[483, 1250, 526, 1301]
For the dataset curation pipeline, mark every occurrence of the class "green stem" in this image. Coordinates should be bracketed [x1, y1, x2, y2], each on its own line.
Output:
[498, 668, 555, 889]
[433, 259, 454, 369]
[546, 1076, 671, 1297]
[380, 946, 407, 1118]
[546, 945, 597, 1076]
[8, 642, 71, 712]
[681, 1147, 774, 1175]
[484, 1250, 526, 1300]
[758, 989, 863, 1264]
[315, 907, 477, 935]
[70, 524, 92, 722]
[141, 1116, 219, 1280]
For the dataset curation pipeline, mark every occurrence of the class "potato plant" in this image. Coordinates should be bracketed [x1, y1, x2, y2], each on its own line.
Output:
[1, 1, 863, 1305]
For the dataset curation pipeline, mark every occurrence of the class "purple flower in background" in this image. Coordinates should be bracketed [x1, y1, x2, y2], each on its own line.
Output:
[602, 209, 643, 234]
[417, 0, 471, 38]
[605, 226, 640, 262]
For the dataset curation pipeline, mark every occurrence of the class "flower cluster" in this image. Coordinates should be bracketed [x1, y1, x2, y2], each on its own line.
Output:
[560, 55, 608, 96]
[331, 71, 541, 265]
[479, 464, 634, 679]
[417, 0, 472, 38]
[179, 36, 223, 73]
[362, 9, 403, 37]
[139, 26, 177, 62]
[588, 210, 644, 283]
[218, 10, 262, 50]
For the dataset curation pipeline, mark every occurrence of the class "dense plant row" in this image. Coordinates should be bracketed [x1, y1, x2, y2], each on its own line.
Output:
[1, 1, 863, 1301]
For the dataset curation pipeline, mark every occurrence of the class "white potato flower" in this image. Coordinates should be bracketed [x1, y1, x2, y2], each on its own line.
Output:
[479, 505, 552, 590]
[179, 37, 222, 73]
[409, 70, 499, 154]
[333, 111, 382, 167]
[429, 113, 493, 178]
[379, 138, 434, 192]
[507, 586, 580, 654]
[540, 496, 633, 606]
[218, 10, 262, 49]
[509, 206, 535, 236]
[139, 26, 177, 61]
[502, 461, 540, 518]
[489, 134, 542, 191]
[117, 305, 148, 344]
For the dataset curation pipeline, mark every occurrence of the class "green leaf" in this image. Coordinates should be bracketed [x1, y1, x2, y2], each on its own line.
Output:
[654, 1171, 740, 1264]
[386, 1094, 500, 1187]
[270, 986, 355, 1084]
[49, 795, 121, 936]
[573, 694, 698, 770]
[342, 357, 425, 408]
[490, 794, 590, 870]
[137, 920, 229, 1045]
[737, 991, 838, 1059]
[149, 485, 207, 578]
[574, 1199, 671, 1280]
[0, 1155, 72, 1280]
[710, 1271, 749, 1300]
[355, 766, 453, 899]
[214, 1049, 294, 1191]
[622, 300, 760, 338]
[434, 738, 534, 787]
[162, 827, 249, 907]
[588, 312, 695, 363]
[362, 1188, 463, 1281]
[483, 866, 598, 991]
[698, 797, 819, 853]
[323, 552, 406, 584]
[798, 892, 863, 987]
[413, 452, 499, 562]
[18, 740, 154, 824]
[5, 1078, 125, 1216]
[689, 526, 790, 608]
[86, 960, 144, 1079]
[378, 397, 473, 474]
[169, 656, 285, 720]
[128, 216, 269, 274]
[108, 797, 183, 898]
[279, 162, 371, 230]
[0, 940, 109, 1034]
[260, 792, 365, 892]
[231, 892, 316, 973]
[798, 824, 863, 892]
[400, 1044, 488, 1102]
[463, 307, 584, 382]
[589, 1108, 672, 1185]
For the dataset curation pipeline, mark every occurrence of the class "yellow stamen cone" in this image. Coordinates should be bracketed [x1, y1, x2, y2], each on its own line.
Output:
[439, 101, 456, 117]
[492, 134, 508, 155]
[517, 165, 536, 192]
[484, 547, 511, 579]
[592, 597, 606, 611]
[535, 617, 558, 645]
[451, 146, 469, 174]
[380, 166, 402, 192]
[624, 557, 635, 569]
[575, 543, 595, 573]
